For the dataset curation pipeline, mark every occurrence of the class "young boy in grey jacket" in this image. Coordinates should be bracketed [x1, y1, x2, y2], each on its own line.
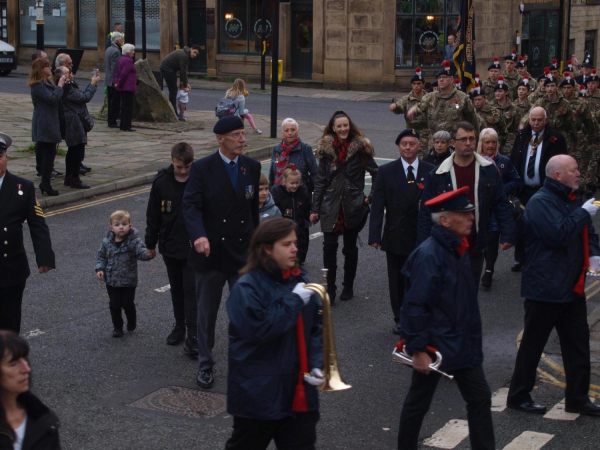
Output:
[96, 210, 153, 337]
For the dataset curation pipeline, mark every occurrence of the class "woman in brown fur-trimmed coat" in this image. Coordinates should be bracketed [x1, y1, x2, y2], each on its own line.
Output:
[309, 111, 378, 303]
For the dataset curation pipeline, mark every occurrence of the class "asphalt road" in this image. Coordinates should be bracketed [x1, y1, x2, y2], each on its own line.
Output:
[6, 74, 600, 448]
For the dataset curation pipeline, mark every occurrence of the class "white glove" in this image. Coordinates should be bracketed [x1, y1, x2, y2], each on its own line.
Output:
[303, 368, 325, 386]
[582, 198, 599, 218]
[292, 283, 312, 305]
[589, 256, 600, 276]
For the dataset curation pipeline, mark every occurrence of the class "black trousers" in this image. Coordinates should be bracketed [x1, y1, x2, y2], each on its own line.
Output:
[225, 411, 319, 450]
[195, 270, 239, 371]
[398, 365, 494, 450]
[515, 186, 540, 263]
[37, 142, 57, 187]
[119, 91, 134, 131]
[0, 282, 26, 334]
[508, 298, 591, 408]
[297, 227, 309, 264]
[106, 285, 136, 329]
[35, 142, 42, 174]
[470, 252, 485, 295]
[65, 143, 85, 180]
[322, 225, 362, 293]
[163, 255, 197, 336]
[161, 70, 178, 112]
[106, 86, 121, 126]
[484, 231, 500, 273]
[386, 252, 408, 323]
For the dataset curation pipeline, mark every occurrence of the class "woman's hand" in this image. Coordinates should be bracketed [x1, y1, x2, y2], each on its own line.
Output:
[57, 75, 67, 87]
[309, 213, 319, 225]
[91, 71, 100, 85]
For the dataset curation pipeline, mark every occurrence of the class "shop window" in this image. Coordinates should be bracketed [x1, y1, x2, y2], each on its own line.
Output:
[79, 0, 97, 48]
[219, 0, 273, 54]
[395, 0, 458, 68]
[110, 0, 160, 50]
[19, 0, 66, 46]
[1, 2, 7, 40]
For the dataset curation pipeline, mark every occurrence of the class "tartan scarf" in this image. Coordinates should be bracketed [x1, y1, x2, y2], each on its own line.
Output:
[274, 139, 300, 185]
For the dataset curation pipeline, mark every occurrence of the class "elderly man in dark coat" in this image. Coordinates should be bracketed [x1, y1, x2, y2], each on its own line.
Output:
[104, 31, 123, 128]
[398, 186, 494, 450]
[507, 155, 600, 416]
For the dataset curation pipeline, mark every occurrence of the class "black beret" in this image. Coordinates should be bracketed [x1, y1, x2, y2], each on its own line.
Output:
[395, 128, 420, 145]
[0, 132, 12, 153]
[213, 115, 244, 135]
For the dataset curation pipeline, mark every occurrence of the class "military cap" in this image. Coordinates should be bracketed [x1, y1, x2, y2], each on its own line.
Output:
[560, 72, 575, 87]
[566, 60, 573, 73]
[517, 76, 531, 88]
[545, 73, 557, 85]
[549, 59, 559, 71]
[494, 76, 509, 91]
[516, 56, 526, 68]
[431, 80, 438, 88]
[488, 57, 501, 71]
[504, 50, 518, 62]
[537, 68, 550, 83]
[410, 67, 425, 84]
[213, 115, 244, 135]
[395, 128, 421, 145]
[474, 73, 480, 84]
[582, 55, 594, 68]
[454, 78, 462, 90]
[436, 60, 453, 78]
[0, 132, 12, 153]
[587, 69, 599, 84]
[468, 83, 486, 99]
[424, 186, 475, 213]
[579, 85, 587, 97]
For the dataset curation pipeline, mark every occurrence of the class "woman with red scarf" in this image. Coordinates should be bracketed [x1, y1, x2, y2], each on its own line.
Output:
[310, 111, 378, 303]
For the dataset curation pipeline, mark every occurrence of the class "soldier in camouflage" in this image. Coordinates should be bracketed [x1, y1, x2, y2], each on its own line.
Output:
[483, 57, 502, 103]
[503, 50, 523, 100]
[513, 77, 533, 117]
[549, 59, 563, 85]
[389, 68, 430, 155]
[492, 77, 521, 154]
[406, 60, 480, 139]
[585, 70, 600, 193]
[469, 84, 508, 151]
[561, 72, 598, 193]
[527, 70, 549, 105]
[516, 56, 538, 93]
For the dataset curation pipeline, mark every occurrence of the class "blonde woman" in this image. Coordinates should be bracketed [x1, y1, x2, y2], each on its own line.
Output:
[225, 78, 262, 134]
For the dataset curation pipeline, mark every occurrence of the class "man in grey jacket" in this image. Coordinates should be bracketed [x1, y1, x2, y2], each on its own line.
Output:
[104, 32, 124, 129]
[159, 45, 200, 113]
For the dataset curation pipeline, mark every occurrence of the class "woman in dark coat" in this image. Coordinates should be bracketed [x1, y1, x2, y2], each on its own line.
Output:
[268, 118, 318, 193]
[0, 331, 61, 450]
[309, 110, 378, 302]
[28, 58, 66, 196]
[114, 44, 137, 132]
[55, 67, 99, 189]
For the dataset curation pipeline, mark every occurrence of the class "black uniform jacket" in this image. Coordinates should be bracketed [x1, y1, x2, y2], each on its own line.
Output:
[183, 151, 260, 273]
[369, 158, 434, 256]
[0, 172, 55, 288]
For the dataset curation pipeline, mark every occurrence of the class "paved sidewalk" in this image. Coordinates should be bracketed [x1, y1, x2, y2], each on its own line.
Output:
[1, 92, 323, 208]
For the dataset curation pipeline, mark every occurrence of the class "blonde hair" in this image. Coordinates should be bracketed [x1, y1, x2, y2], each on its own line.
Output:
[110, 210, 131, 225]
[282, 165, 302, 182]
[477, 128, 499, 155]
[226, 78, 246, 98]
[27, 59, 51, 87]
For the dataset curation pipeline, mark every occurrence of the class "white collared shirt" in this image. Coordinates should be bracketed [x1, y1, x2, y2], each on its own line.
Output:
[401, 158, 419, 180]
[219, 149, 239, 165]
[0, 173, 5, 191]
[524, 130, 544, 187]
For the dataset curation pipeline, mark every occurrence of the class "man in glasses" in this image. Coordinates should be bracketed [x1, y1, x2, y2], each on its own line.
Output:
[417, 122, 514, 290]
[183, 115, 261, 389]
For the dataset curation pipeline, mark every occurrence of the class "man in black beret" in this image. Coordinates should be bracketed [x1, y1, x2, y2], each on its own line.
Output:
[183, 116, 261, 389]
[0, 133, 55, 333]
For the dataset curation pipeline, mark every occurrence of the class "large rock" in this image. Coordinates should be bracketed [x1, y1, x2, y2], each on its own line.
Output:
[133, 59, 178, 123]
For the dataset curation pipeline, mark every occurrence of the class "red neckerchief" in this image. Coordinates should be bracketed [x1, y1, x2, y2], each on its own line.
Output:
[570, 191, 589, 296]
[456, 237, 470, 257]
[274, 139, 299, 185]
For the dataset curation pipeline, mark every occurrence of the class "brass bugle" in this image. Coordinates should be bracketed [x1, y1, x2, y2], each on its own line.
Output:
[392, 340, 454, 380]
[588, 203, 600, 274]
[304, 268, 352, 391]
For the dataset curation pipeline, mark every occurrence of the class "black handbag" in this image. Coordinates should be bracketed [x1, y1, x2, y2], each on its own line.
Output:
[508, 195, 525, 221]
[63, 103, 94, 133]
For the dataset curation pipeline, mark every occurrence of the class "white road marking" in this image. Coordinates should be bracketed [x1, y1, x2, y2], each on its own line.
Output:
[502, 431, 554, 450]
[154, 284, 171, 293]
[422, 419, 469, 449]
[544, 397, 595, 420]
[491, 387, 509, 412]
[309, 232, 324, 240]
[24, 329, 45, 338]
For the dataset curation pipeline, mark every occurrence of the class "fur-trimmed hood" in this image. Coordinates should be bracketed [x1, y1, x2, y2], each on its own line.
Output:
[315, 134, 374, 161]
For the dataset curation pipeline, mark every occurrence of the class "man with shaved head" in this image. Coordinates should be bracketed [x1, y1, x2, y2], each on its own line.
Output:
[510, 106, 568, 271]
[507, 154, 600, 416]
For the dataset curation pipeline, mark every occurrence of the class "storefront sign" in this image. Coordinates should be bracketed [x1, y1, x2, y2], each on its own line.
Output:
[225, 17, 243, 39]
[419, 30, 439, 53]
[254, 19, 271, 39]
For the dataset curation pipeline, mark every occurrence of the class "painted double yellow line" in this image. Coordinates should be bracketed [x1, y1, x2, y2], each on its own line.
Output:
[45, 187, 152, 218]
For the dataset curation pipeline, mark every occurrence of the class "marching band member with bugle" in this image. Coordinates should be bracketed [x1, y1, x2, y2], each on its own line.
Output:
[397, 187, 495, 450]
[225, 217, 324, 450]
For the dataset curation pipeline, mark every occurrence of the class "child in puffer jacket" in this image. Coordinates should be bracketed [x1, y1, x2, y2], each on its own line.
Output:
[95, 210, 153, 337]
[258, 173, 281, 222]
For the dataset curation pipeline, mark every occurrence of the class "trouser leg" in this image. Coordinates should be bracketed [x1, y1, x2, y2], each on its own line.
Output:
[121, 287, 137, 328]
[341, 227, 360, 288]
[515, 188, 538, 263]
[0, 283, 26, 334]
[164, 255, 186, 327]
[322, 232, 339, 295]
[106, 285, 124, 329]
[274, 411, 320, 450]
[183, 263, 197, 337]
[39, 142, 57, 187]
[119, 92, 134, 130]
[484, 231, 500, 272]
[225, 416, 277, 450]
[470, 253, 485, 294]
[107, 86, 121, 125]
[35, 142, 42, 174]
[67, 144, 85, 180]
[161, 70, 178, 112]
[178, 102, 186, 118]
[296, 227, 309, 264]
[386, 252, 407, 323]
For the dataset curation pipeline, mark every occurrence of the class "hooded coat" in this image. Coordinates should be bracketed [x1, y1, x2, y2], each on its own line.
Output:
[95, 227, 150, 287]
[259, 192, 282, 222]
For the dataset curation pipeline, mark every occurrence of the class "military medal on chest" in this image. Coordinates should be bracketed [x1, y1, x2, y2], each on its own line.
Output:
[167, 201, 172, 213]
[161, 200, 165, 213]
[17, 184, 23, 196]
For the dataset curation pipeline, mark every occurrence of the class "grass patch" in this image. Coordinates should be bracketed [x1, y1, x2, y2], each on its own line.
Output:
[222, 76, 236, 83]
[27, 143, 66, 156]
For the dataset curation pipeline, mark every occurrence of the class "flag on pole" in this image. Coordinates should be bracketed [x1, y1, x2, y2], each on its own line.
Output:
[452, 0, 476, 92]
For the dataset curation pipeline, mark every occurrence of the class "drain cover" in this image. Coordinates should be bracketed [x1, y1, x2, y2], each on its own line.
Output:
[128, 386, 227, 419]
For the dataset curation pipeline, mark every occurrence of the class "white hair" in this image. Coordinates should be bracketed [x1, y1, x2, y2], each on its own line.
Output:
[431, 211, 450, 224]
[281, 118, 299, 132]
[477, 128, 499, 155]
[122, 44, 135, 55]
[111, 31, 123, 44]
[56, 53, 68, 67]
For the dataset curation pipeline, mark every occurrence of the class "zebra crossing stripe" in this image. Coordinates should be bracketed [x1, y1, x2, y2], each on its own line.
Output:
[491, 387, 509, 412]
[422, 419, 469, 449]
[544, 397, 595, 420]
[502, 431, 554, 450]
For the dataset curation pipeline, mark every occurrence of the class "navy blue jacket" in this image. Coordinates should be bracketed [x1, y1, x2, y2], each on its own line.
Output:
[489, 153, 523, 233]
[271, 184, 312, 229]
[522, 178, 600, 303]
[369, 158, 434, 256]
[401, 225, 483, 372]
[417, 153, 515, 251]
[226, 267, 323, 420]
[183, 151, 260, 273]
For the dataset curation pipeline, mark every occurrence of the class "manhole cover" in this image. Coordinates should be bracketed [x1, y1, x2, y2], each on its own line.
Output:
[128, 386, 226, 419]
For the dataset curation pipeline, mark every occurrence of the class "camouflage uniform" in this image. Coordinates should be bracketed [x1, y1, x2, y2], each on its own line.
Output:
[522, 72, 539, 92]
[492, 99, 521, 155]
[531, 96, 578, 152]
[502, 70, 523, 100]
[566, 95, 598, 187]
[482, 79, 498, 103]
[411, 87, 480, 138]
[585, 91, 600, 187]
[392, 92, 431, 156]
[475, 101, 508, 150]
[513, 98, 532, 117]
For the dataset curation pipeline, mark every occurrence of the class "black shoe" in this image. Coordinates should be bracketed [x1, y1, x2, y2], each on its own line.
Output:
[565, 402, 600, 416]
[108, 123, 119, 128]
[51, 170, 64, 178]
[393, 322, 402, 335]
[123, 128, 137, 132]
[35, 172, 41, 179]
[327, 288, 336, 306]
[127, 319, 136, 332]
[481, 270, 493, 288]
[507, 400, 547, 414]
[63, 176, 71, 187]
[197, 369, 214, 389]
[340, 286, 354, 301]
[39, 184, 59, 196]
[167, 324, 186, 345]
[70, 179, 90, 189]
[511, 262, 522, 272]
[81, 164, 92, 172]
[112, 328, 124, 338]
[183, 335, 199, 356]
[79, 167, 87, 175]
